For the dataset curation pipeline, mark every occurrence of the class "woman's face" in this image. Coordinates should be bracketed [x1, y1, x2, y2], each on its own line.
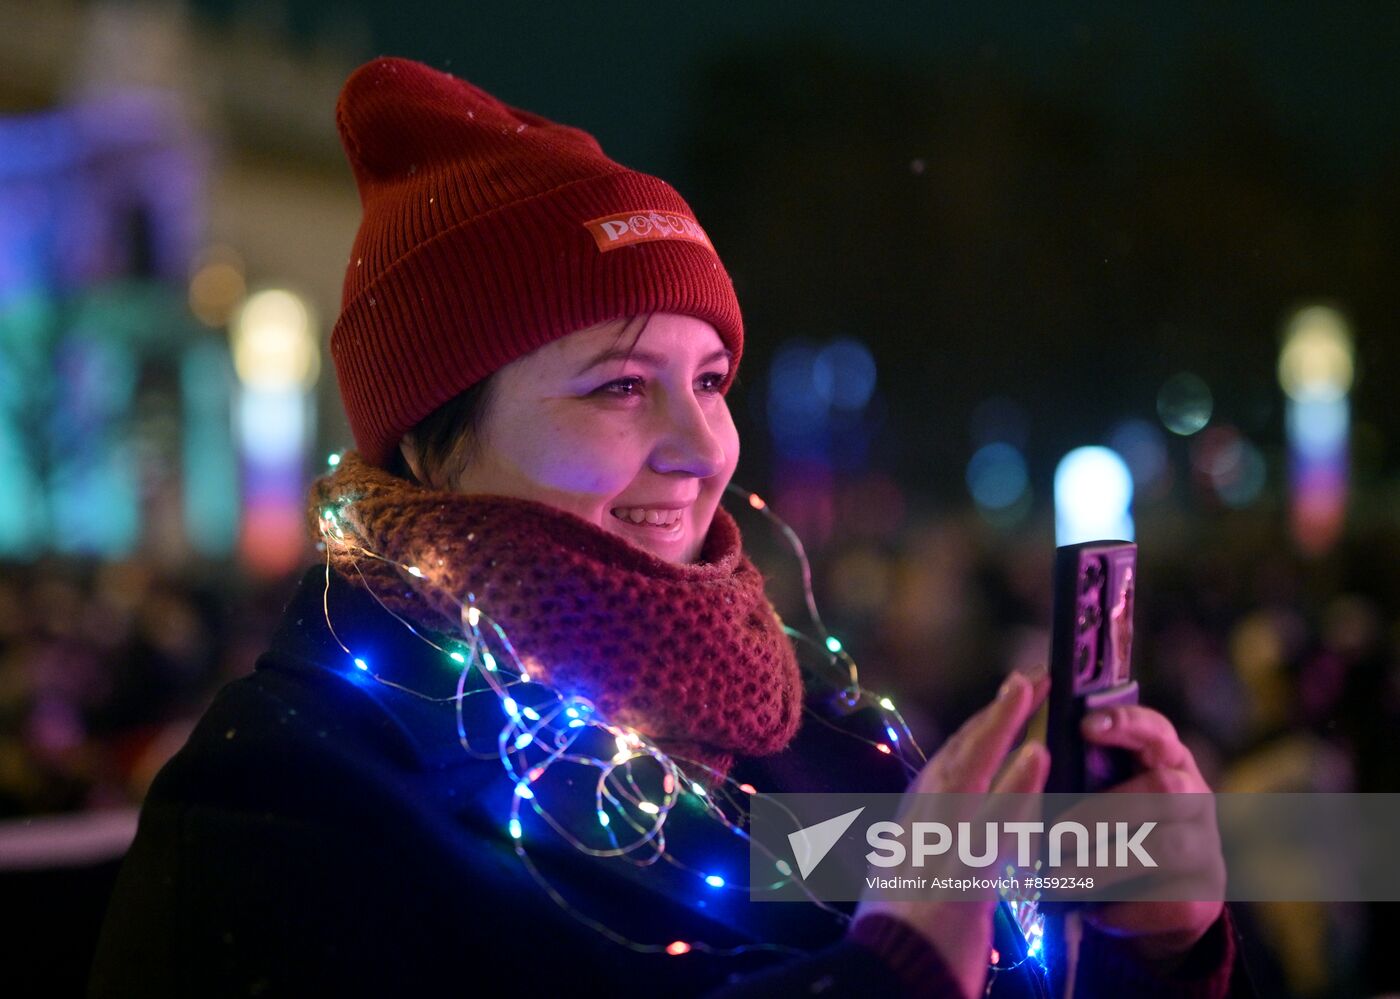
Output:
[430, 313, 740, 564]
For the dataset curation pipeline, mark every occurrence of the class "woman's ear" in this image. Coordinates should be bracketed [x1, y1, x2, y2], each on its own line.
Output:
[399, 438, 428, 486]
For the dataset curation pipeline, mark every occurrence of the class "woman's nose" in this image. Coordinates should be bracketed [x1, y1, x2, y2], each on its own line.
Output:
[650, 394, 727, 478]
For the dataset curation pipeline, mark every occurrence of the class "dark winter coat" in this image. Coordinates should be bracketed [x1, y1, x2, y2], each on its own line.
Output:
[89, 566, 1236, 997]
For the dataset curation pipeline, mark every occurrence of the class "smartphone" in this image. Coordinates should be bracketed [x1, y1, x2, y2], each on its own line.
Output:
[1044, 540, 1140, 794]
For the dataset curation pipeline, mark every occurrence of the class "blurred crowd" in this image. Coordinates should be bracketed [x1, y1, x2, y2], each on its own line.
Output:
[0, 558, 292, 818]
[2, 492, 1399, 996]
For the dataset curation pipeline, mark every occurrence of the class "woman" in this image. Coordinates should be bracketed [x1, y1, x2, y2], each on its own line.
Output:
[91, 57, 1235, 997]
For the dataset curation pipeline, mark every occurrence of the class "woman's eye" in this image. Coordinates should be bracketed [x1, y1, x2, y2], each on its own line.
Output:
[592, 372, 726, 398]
[595, 377, 643, 397]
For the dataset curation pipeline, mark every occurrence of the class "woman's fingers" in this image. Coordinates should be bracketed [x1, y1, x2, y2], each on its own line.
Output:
[1080, 704, 1199, 777]
[1099, 766, 1209, 798]
[919, 668, 1049, 794]
[990, 741, 1049, 795]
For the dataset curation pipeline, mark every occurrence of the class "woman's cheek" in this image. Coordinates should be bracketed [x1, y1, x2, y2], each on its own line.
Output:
[544, 432, 636, 496]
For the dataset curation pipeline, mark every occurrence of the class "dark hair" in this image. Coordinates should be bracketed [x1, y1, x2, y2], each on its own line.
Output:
[386, 376, 498, 488]
[387, 313, 653, 488]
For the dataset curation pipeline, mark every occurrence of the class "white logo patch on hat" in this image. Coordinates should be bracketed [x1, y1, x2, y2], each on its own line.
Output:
[584, 210, 714, 253]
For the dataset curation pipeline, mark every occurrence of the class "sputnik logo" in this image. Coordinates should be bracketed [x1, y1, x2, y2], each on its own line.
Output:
[788, 807, 865, 879]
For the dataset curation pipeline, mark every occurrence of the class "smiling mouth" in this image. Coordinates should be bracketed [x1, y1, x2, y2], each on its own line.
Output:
[609, 507, 686, 538]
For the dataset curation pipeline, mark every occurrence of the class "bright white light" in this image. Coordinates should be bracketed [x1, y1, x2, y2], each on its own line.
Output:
[236, 388, 305, 465]
[231, 289, 319, 390]
[1279, 306, 1354, 403]
[1054, 446, 1134, 545]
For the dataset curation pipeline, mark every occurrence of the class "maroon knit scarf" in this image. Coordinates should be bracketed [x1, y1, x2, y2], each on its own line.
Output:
[306, 452, 804, 778]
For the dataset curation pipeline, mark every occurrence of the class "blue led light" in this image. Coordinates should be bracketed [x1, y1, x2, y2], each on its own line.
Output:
[522, 707, 541, 722]
[508, 818, 522, 839]
[597, 810, 610, 827]
[967, 442, 1030, 511]
[449, 651, 466, 664]
[353, 657, 368, 671]
[514, 783, 534, 800]
[503, 697, 519, 717]
[813, 337, 877, 411]
[704, 874, 725, 888]
[825, 635, 843, 654]
[515, 733, 534, 750]
[885, 726, 900, 743]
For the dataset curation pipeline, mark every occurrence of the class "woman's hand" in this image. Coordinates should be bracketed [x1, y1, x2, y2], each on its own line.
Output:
[1078, 704, 1227, 966]
[854, 667, 1050, 999]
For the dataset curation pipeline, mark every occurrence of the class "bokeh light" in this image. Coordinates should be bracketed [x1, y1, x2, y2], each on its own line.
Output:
[236, 387, 306, 466]
[230, 289, 318, 390]
[1157, 372, 1213, 436]
[1217, 440, 1267, 508]
[766, 341, 827, 438]
[1192, 426, 1267, 507]
[1278, 305, 1354, 403]
[1108, 418, 1169, 494]
[188, 244, 246, 328]
[812, 337, 877, 411]
[1286, 399, 1349, 461]
[966, 442, 1029, 511]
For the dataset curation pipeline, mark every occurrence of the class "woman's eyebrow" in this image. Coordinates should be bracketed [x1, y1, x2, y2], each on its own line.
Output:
[573, 346, 732, 376]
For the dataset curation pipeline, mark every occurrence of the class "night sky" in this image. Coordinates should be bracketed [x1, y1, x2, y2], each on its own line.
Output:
[187, 1, 1400, 187]
[179, 2, 1400, 494]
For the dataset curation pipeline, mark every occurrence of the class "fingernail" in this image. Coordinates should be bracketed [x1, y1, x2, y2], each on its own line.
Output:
[998, 673, 1025, 700]
[1024, 663, 1048, 683]
[1083, 712, 1113, 733]
[1014, 742, 1042, 770]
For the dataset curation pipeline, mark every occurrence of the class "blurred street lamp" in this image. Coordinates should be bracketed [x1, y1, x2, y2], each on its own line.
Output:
[230, 288, 319, 576]
[1279, 305, 1353, 556]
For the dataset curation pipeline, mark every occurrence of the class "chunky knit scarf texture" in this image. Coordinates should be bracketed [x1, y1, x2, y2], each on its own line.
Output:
[306, 453, 804, 778]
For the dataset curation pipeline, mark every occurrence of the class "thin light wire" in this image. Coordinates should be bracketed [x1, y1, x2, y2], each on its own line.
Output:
[312, 483, 1036, 967]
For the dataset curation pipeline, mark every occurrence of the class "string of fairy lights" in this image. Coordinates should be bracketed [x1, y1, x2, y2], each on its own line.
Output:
[313, 452, 1047, 976]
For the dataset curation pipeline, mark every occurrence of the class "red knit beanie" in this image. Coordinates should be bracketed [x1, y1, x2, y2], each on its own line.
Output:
[330, 56, 745, 468]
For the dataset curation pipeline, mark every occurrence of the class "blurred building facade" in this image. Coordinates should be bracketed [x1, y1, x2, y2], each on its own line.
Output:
[0, 0, 360, 569]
